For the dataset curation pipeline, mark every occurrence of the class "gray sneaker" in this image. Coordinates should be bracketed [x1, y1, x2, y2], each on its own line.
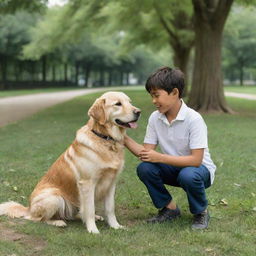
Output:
[192, 210, 210, 230]
[147, 207, 181, 223]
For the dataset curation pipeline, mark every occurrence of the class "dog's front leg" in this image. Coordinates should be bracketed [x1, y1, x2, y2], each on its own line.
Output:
[78, 180, 99, 234]
[104, 182, 123, 230]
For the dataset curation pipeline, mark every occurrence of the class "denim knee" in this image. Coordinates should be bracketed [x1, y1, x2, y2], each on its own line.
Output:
[137, 162, 156, 181]
[177, 168, 199, 188]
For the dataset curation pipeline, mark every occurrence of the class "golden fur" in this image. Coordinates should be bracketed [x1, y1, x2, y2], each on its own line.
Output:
[0, 91, 140, 233]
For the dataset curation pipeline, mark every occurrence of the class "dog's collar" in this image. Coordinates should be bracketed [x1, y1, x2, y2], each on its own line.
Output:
[92, 130, 115, 141]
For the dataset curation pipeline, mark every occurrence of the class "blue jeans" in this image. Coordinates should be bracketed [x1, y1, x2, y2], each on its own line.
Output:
[137, 162, 211, 214]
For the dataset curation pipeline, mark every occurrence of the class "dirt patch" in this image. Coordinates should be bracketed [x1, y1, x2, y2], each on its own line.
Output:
[0, 222, 47, 255]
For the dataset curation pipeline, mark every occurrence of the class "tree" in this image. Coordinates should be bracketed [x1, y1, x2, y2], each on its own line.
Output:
[223, 6, 256, 86]
[85, 0, 194, 86]
[188, 0, 234, 113]
[0, 0, 47, 14]
[0, 12, 38, 89]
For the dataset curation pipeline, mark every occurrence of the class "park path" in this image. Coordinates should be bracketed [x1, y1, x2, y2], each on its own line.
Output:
[0, 88, 104, 127]
[224, 91, 256, 100]
[0, 89, 255, 127]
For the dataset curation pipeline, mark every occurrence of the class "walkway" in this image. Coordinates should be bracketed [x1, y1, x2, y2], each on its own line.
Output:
[0, 88, 103, 127]
[224, 91, 256, 100]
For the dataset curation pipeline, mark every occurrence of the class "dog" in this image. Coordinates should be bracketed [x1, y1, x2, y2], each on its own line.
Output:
[0, 91, 141, 234]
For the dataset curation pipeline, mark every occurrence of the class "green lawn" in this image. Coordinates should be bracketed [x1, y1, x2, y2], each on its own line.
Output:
[224, 86, 256, 95]
[0, 90, 255, 256]
[0, 87, 82, 98]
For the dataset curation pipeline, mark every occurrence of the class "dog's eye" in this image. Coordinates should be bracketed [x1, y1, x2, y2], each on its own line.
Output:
[115, 102, 122, 106]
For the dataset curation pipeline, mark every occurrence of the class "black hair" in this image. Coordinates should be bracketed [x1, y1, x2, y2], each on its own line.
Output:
[145, 66, 185, 98]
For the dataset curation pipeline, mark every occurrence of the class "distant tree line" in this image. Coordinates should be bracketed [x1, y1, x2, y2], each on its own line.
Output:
[0, 10, 167, 90]
[1, 0, 256, 113]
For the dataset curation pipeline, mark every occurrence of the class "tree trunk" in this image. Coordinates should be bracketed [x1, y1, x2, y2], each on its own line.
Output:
[172, 44, 192, 97]
[108, 69, 112, 86]
[52, 65, 56, 82]
[85, 64, 91, 87]
[239, 63, 244, 86]
[120, 71, 123, 85]
[75, 62, 79, 85]
[126, 72, 129, 85]
[64, 63, 68, 85]
[99, 68, 105, 86]
[0, 56, 8, 90]
[42, 55, 47, 84]
[188, 0, 233, 113]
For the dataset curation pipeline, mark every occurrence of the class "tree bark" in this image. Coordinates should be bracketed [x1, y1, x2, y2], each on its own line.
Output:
[75, 62, 79, 85]
[52, 65, 56, 82]
[239, 62, 244, 86]
[120, 71, 123, 86]
[84, 63, 91, 87]
[42, 55, 47, 84]
[188, 0, 234, 113]
[108, 69, 112, 86]
[0, 56, 8, 90]
[172, 43, 192, 96]
[64, 63, 68, 85]
[154, 4, 194, 96]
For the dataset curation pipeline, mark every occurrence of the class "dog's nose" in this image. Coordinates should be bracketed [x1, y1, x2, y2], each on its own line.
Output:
[133, 109, 141, 117]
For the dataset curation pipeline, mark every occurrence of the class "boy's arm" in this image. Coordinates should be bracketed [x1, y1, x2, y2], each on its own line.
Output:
[124, 134, 156, 157]
[139, 148, 204, 167]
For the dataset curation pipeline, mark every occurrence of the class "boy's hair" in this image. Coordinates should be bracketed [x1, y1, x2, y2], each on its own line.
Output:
[145, 66, 185, 98]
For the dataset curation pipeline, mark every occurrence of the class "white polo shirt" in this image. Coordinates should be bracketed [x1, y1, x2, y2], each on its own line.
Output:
[144, 100, 216, 184]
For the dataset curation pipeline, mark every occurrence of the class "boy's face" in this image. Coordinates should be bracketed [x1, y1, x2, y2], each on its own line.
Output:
[150, 89, 179, 114]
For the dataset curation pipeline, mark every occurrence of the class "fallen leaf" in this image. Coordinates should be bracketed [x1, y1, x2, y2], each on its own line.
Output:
[220, 199, 228, 206]
[251, 193, 255, 197]
[253, 207, 256, 212]
[234, 183, 241, 187]
[9, 169, 16, 172]
[205, 248, 214, 252]
[13, 186, 18, 192]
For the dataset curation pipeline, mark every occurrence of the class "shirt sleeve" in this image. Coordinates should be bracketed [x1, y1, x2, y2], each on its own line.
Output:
[144, 113, 158, 145]
[189, 117, 208, 149]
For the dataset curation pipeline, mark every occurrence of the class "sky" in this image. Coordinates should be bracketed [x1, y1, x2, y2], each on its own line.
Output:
[47, 0, 68, 8]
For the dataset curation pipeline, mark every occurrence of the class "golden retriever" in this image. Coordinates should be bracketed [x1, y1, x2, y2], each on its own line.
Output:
[0, 91, 140, 234]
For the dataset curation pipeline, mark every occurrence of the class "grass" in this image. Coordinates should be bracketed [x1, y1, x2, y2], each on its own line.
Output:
[224, 86, 256, 95]
[0, 87, 83, 98]
[0, 89, 256, 256]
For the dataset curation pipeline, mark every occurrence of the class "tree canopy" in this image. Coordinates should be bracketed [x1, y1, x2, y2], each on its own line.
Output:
[223, 6, 256, 86]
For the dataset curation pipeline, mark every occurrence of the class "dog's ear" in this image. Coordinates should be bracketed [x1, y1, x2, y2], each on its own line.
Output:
[88, 98, 107, 125]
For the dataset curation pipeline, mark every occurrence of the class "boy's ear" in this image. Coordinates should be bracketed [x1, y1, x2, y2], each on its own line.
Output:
[88, 98, 107, 125]
[172, 88, 179, 96]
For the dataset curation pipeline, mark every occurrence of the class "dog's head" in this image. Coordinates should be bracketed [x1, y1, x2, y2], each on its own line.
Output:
[88, 91, 141, 129]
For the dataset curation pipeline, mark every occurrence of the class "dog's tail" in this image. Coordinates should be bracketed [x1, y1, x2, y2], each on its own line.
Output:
[0, 201, 29, 219]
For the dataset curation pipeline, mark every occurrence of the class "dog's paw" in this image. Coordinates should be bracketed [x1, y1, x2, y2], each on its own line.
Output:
[87, 228, 100, 234]
[46, 220, 67, 227]
[95, 215, 104, 221]
[110, 223, 126, 230]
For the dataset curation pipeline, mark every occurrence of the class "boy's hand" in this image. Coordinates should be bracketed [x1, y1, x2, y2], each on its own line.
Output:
[139, 149, 163, 163]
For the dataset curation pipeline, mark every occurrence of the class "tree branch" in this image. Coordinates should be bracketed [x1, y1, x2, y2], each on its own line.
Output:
[214, 0, 234, 28]
[153, 3, 178, 43]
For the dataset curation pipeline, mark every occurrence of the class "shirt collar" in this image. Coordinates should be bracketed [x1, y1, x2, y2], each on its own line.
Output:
[175, 99, 187, 121]
[158, 99, 188, 124]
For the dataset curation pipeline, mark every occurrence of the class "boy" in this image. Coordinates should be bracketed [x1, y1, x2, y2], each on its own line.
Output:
[124, 67, 216, 229]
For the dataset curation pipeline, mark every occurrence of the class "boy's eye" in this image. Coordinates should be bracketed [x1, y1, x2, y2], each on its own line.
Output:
[115, 102, 122, 106]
